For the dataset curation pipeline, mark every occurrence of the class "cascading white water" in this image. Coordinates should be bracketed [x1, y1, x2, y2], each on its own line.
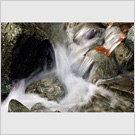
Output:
[1, 24, 132, 112]
[1, 40, 104, 112]
[103, 25, 126, 53]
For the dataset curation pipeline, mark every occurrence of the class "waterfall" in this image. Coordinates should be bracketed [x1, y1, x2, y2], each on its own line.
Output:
[1, 23, 132, 112]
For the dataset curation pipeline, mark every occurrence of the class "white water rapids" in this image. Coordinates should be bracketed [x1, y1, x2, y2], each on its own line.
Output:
[1, 24, 132, 112]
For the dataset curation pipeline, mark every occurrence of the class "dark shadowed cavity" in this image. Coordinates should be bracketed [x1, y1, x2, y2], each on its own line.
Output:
[10, 34, 55, 81]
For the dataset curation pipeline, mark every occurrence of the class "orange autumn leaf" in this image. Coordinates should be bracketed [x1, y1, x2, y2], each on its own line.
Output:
[94, 46, 112, 57]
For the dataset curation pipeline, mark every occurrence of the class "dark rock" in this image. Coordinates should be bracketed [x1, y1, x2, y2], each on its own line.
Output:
[8, 99, 30, 112]
[26, 74, 65, 101]
[114, 43, 134, 71]
[87, 49, 119, 79]
[125, 26, 134, 52]
[31, 103, 49, 112]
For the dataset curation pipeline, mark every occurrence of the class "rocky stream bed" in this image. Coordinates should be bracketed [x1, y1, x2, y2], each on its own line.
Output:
[1, 23, 134, 112]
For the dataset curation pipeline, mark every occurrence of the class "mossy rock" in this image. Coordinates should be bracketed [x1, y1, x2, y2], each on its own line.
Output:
[8, 99, 30, 112]
[26, 74, 65, 101]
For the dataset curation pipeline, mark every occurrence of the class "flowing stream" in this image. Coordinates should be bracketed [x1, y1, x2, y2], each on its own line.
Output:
[1, 24, 133, 112]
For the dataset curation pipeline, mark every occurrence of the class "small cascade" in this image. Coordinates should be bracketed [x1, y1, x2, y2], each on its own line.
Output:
[103, 25, 126, 53]
[1, 23, 133, 112]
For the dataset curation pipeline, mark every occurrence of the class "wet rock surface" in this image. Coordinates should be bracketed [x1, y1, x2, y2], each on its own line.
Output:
[114, 43, 134, 71]
[87, 49, 119, 79]
[26, 74, 65, 101]
[8, 99, 30, 112]
[79, 95, 134, 112]
[97, 76, 134, 103]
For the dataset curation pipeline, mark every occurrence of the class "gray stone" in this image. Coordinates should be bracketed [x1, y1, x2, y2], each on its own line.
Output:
[125, 26, 134, 52]
[114, 43, 134, 71]
[26, 74, 65, 101]
[8, 99, 30, 112]
[97, 76, 134, 102]
[87, 49, 119, 79]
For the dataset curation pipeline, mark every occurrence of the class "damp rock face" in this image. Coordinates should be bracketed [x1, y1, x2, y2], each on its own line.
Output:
[87, 49, 119, 79]
[1, 23, 23, 100]
[8, 99, 30, 112]
[114, 43, 134, 71]
[1, 23, 22, 77]
[97, 77, 134, 103]
[1, 23, 55, 82]
[125, 26, 134, 52]
[26, 74, 65, 101]
[31, 103, 49, 112]
[18, 23, 69, 47]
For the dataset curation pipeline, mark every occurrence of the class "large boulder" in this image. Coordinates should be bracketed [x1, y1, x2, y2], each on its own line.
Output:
[114, 43, 134, 71]
[87, 49, 119, 79]
[26, 74, 65, 102]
